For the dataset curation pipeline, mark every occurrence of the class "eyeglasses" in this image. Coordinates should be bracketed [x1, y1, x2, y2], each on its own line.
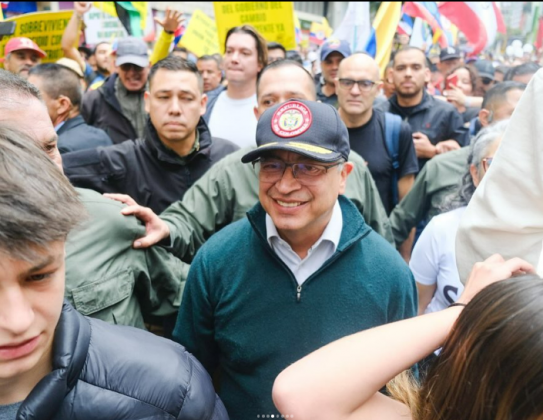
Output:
[338, 78, 377, 92]
[481, 77, 494, 85]
[252, 158, 344, 185]
[482, 157, 493, 172]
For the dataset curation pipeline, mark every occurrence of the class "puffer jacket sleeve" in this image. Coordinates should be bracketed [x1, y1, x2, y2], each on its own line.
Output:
[179, 351, 229, 419]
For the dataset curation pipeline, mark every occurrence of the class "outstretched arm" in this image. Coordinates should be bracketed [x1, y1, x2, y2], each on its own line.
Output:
[273, 255, 534, 420]
[150, 7, 185, 65]
[61, 2, 91, 72]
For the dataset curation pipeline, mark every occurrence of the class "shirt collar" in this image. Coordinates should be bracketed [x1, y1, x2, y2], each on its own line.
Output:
[55, 121, 66, 132]
[266, 199, 342, 252]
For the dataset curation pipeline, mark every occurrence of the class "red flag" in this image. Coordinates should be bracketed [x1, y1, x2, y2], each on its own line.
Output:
[403, 2, 448, 48]
[493, 2, 507, 34]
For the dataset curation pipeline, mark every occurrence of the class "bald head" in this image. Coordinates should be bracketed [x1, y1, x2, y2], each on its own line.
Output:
[338, 53, 380, 80]
[335, 53, 382, 123]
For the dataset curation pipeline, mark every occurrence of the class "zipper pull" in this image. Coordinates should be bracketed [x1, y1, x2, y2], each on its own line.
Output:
[297, 285, 302, 302]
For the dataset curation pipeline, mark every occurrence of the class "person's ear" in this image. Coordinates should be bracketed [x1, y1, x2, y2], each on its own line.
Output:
[479, 108, 490, 127]
[57, 95, 72, 115]
[338, 162, 354, 195]
[200, 93, 208, 116]
[424, 67, 431, 83]
[144, 91, 151, 114]
[254, 105, 260, 120]
[470, 163, 481, 187]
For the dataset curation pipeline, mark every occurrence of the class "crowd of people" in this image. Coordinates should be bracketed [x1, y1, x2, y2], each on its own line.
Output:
[1, 3, 543, 419]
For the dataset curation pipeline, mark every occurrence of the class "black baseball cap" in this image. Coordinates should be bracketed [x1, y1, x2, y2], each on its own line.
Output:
[241, 99, 350, 164]
[439, 46, 461, 62]
[474, 59, 495, 80]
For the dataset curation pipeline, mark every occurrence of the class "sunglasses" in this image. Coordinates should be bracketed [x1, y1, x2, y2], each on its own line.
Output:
[481, 77, 494, 85]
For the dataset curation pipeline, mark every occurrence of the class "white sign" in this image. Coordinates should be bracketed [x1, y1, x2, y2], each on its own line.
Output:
[83, 6, 127, 45]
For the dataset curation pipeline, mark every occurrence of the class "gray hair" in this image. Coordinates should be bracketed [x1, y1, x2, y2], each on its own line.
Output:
[441, 120, 509, 212]
[0, 126, 86, 261]
[0, 68, 42, 110]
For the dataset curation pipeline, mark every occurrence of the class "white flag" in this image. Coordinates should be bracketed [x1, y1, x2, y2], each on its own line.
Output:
[331, 2, 371, 52]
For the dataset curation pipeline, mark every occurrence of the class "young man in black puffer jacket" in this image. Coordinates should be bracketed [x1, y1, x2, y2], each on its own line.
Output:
[0, 127, 228, 420]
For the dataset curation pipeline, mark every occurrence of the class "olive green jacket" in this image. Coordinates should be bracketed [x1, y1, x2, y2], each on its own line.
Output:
[65, 188, 189, 328]
[160, 147, 393, 262]
[389, 147, 469, 247]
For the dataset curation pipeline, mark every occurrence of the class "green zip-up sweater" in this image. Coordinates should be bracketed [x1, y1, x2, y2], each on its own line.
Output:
[173, 195, 417, 420]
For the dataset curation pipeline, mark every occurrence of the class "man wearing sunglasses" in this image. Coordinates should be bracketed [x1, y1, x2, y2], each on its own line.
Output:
[474, 60, 496, 97]
[173, 99, 417, 420]
[336, 53, 418, 215]
[81, 37, 150, 144]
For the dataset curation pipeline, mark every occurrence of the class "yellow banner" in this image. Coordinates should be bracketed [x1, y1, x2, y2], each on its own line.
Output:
[213, 2, 296, 53]
[179, 10, 220, 57]
[0, 11, 72, 62]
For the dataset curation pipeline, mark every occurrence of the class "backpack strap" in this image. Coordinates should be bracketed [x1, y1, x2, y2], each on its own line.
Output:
[384, 112, 403, 207]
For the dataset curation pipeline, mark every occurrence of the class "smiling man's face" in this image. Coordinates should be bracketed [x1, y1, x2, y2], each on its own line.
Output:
[258, 150, 351, 245]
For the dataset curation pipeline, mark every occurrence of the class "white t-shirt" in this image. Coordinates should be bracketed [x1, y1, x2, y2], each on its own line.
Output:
[410, 206, 466, 314]
[208, 91, 257, 149]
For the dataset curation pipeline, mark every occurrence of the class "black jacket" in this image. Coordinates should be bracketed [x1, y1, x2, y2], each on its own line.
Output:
[62, 118, 239, 214]
[57, 115, 113, 154]
[17, 303, 228, 420]
[377, 91, 468, 168]
[81, 74, 139, 144]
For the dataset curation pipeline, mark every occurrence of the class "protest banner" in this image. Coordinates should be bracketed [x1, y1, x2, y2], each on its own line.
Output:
[213, 2, 296, 52]
[179, 9, 219, 56]
[83, 6, 128, 45]
[84, 5, 128, 45]
[0, 11, 72, 62]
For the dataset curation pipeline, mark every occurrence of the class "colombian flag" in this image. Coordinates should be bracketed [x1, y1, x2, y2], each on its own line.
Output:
[93, 2, 148, 37]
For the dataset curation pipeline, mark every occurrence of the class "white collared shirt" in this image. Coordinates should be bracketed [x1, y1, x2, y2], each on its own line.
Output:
[266, 200, 343, 286]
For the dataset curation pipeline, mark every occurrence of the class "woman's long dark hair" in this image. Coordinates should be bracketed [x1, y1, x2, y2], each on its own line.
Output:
[418, 276, 543, 420]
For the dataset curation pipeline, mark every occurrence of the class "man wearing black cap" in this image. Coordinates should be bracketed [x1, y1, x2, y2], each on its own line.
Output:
[317, 39, 352, 106]
[173, 99, 417, 420]
[473, 59, 496, 97]
[81, 37, 150, 144]
[436, 46, 463, 79]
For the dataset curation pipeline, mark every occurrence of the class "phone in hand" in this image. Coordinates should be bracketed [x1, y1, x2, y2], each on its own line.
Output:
[445, 73, 459, 90]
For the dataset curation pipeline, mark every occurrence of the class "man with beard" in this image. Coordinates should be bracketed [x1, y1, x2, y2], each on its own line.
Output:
[378, 47, 466, 170]
[1, 37, 46, 79]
